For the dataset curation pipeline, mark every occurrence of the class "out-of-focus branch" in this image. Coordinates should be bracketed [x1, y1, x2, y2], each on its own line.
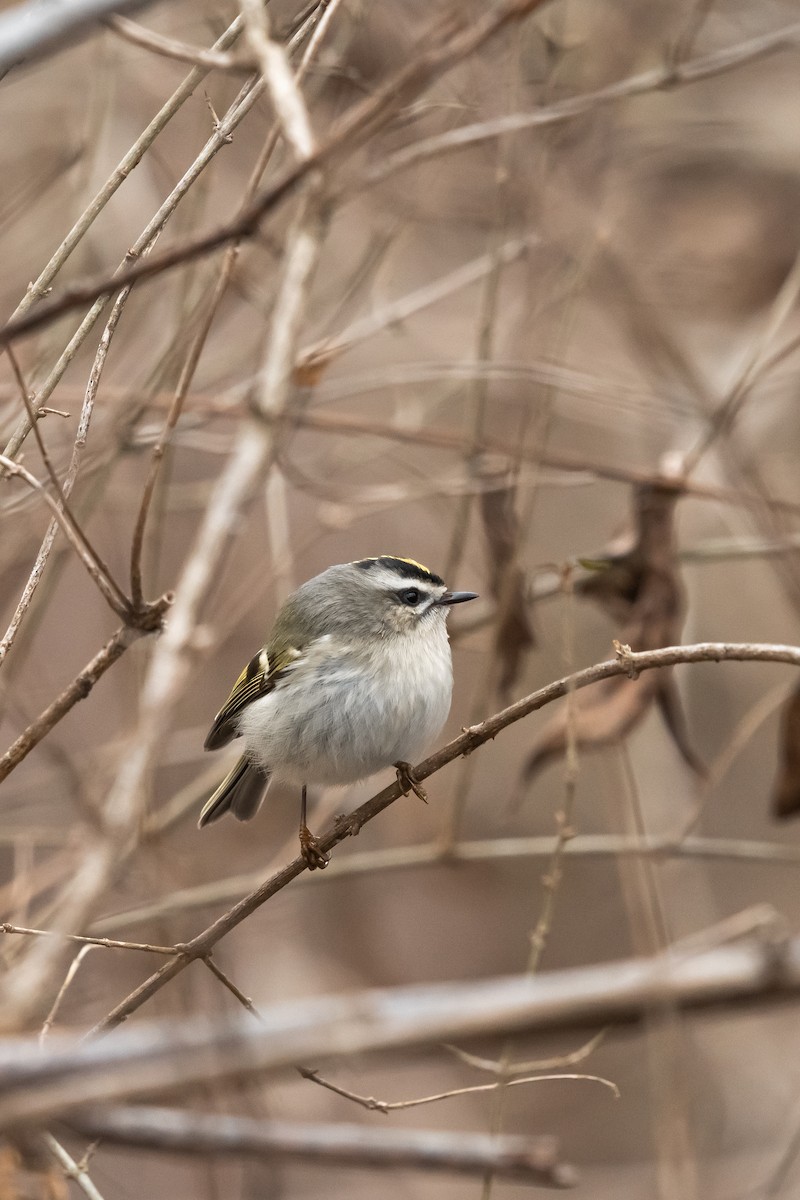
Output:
[2, 929, 800, 1126]
[0, 614, 169, 784]
[0, 0, 555, 349]
[65, 1107, 576, 1188]
[0, 198, 326, 1033]
[0, 454, 131, 618]
[239, 0, 316, 160]
[361, 19, 800, 188]
[92, 832, 800, 935]
[88, 639, 800, 1033]
[0, 0, 163, 73]
[105, 13, 256, 72]
[128, 0, 340, 608]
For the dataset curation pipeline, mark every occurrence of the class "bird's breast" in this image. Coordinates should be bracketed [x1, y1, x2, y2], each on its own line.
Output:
[238, 625, 454, 785]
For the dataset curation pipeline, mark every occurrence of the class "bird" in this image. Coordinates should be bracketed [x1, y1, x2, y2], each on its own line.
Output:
[199, 556, 478, 868]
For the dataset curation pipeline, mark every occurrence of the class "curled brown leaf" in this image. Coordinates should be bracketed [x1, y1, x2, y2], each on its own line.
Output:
[524, 482, 704, 782]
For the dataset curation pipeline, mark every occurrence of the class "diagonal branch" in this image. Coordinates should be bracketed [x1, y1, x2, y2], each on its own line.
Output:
[89, 639, 800, 1035]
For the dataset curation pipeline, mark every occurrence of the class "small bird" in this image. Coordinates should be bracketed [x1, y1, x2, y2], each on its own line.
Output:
[199, 556, 477, 868]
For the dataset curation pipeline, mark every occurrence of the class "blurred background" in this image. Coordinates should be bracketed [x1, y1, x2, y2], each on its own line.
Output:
[2, 0, 800, 1195]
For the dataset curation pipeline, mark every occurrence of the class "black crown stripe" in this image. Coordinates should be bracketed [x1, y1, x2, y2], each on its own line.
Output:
[353, 556, 444, 587]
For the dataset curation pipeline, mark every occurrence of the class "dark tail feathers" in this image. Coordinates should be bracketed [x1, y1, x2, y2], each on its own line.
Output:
[198, 756, 271, 827]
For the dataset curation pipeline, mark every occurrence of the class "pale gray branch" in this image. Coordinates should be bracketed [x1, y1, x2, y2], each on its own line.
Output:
[1, 930, 800, 1127]
[66, 1107, 575, 1188]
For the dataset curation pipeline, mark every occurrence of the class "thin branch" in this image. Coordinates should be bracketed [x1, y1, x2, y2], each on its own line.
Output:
[298, 1065, 618, 1112]
[91, 831, 800, 936]
[39, 947, 96, 1046]
[360, 19, 800, 189]
[446, 1029, 608, 1075]
[0, 199, 326, 1033]
[1, 923, 177, 955]
[0, 0, 556, 350]
[40, 1131, 106, 1200]
[240, 0, 316, 159]
[105, 13, 256, 72]
[87, 639, 800, 1033]
[0, 337, 106, 665]
[203, 956, 262, 1019]
[0, 616, 168, 785]
[4, 930, 800, 1125]
[0, 455, 131, 619]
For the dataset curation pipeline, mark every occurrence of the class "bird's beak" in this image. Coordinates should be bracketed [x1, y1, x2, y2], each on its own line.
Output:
[437, 590, 479, 606]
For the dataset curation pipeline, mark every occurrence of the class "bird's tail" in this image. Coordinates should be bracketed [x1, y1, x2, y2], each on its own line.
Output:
[198, 756, 271, 827]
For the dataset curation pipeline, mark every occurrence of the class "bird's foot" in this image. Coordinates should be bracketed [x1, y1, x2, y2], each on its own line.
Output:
[299, 823, 330, 870]
[394, 761, 428, 804]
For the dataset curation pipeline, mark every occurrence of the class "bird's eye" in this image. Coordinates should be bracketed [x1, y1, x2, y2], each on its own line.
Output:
[398, 587, 421, 606]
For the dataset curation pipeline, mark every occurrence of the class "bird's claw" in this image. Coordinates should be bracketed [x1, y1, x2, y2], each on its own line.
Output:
[394, 760, 428, 804]
[299, 823, 330, 870]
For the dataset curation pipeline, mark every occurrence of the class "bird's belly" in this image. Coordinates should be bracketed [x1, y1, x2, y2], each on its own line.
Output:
[238, 648, 453, 786]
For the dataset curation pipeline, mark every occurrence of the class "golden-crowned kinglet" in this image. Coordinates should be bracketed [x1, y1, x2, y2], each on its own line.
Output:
[199, 556, 477, 868]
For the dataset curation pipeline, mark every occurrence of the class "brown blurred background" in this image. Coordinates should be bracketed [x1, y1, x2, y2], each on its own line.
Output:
[2, 0, 800, 1196]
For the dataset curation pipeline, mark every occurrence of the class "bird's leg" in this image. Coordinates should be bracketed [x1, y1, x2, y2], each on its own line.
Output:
[394, 761, 428, 804]
[299, 783, 329, 870]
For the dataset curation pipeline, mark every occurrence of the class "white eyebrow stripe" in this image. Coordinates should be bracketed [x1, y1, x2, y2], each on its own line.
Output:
[366, 566, 439, 593]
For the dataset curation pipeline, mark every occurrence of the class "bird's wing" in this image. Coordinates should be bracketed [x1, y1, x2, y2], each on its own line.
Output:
[204, 644, 301, 751]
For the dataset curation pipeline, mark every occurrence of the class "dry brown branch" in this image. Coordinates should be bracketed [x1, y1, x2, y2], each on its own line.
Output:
[65, 1107, 575, 1188]
[104, 14, 256, 72]
[3, 14, 245, 328]
[81, 832, 800, 934]
[0, 617, 167, 785]
[361, 18, 800, 188]
[3, 928, 800, 1127]
[1, 924, 176, 955]
[0, 454, 131, 618]
[0, 197, 327, 1032]
[298, 1065, 618, 1112]
[128, 0, 340, 607]
[0, 0, 556, 350]
[86, 639, 800, 1033]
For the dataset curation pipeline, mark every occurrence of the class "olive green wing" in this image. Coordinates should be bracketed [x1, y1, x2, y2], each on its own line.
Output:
[204, 645, 299, 751]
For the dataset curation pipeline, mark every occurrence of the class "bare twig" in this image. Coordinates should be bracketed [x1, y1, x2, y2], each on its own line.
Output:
[361, 19, 800, 189]
[0, 199, 326, 1032]
[298, 1065, 618, 1112]
[105, 13, 256, 72]
[92, 831, 800, 935]
[85, 639, 800, 1033]
[39, 946, 96, 1046]
[203, 956, 262, 1019]
[3, 930, 800, 1125]
[0, 615, 169, 784]
[0, 454, 131, 619]
[40, 1131, 106, 1200]
[0, 0, 556, 349]
[239, 0, 316, 159]
[1, 923, 177, 955]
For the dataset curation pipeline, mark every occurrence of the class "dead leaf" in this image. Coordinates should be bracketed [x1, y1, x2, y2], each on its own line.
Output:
[771, 682, 800, 818]
[524, 482, 704, 782]
[478, 456, 535, 697]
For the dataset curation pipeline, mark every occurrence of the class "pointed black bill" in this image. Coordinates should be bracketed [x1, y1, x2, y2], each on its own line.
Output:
[437, 591, 479, 606]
